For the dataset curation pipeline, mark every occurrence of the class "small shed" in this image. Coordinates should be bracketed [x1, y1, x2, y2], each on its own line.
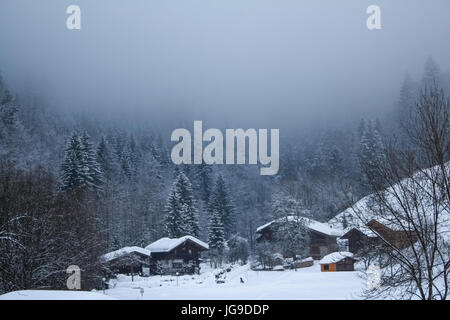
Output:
[292, 257, 314, 269]
[320, 252, 356, 272]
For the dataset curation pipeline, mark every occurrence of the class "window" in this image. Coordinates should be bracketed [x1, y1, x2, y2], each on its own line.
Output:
[323, 264, 329, 271]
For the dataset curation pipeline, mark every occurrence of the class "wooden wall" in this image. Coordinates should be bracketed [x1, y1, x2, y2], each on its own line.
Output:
[321, 263, 336, 272]
[321, 258, 355, 272]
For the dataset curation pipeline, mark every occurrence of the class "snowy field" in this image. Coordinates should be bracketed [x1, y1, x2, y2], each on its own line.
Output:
[0, 290, 116, 300]
[0, 262, 366, 300]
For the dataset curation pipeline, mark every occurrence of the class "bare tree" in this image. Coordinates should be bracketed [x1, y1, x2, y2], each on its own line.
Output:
[0, 164, 106, 294]
[352, 86, 450, 300]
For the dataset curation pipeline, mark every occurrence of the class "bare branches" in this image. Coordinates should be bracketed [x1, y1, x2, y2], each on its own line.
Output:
[0, 165, 107, 294]
[354, 86, 450, 300]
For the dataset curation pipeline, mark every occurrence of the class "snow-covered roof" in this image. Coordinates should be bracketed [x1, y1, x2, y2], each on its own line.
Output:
[306, 218, 343, 236]
[256, 216, 343, 237]
[145, 235, 209, 253]
[102, 246, 151, 262]
[297, 256, 314, 263]
[255, 221, 273, 233]
[303, 256, 314, 262]
[272, 253, 284, 259]
[341, 226, 377, 238]
[328, 197, 404, 233]
[320, 252, 355, 264]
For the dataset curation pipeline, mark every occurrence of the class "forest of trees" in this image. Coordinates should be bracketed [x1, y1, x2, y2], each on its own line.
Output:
[0, 57, 449, 293]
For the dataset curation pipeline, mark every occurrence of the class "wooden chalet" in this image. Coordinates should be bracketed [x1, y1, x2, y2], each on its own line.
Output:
[328, 191, 419, 255]
[339, 226, 379, 254]
[255, 216, 343, 260]
[366, 219, 413, 249]
[337, 219, 413, 255]
[320, 252, 357, 272]
[145, 236, 209, 275]
[102, 246, 151, 276]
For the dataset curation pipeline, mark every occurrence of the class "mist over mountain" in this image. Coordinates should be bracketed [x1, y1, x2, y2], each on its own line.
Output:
[1, 0, 449, 132]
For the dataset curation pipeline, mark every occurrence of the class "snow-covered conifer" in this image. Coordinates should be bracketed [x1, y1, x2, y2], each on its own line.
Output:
[209, 174, 235, 239]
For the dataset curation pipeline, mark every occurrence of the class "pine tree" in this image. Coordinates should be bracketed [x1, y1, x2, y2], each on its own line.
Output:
[80, 132, 104, 191]
[164, 172, 199, 237]
[193, 163, 213, 204]
[179, 203, 196, 236]
[61, 132, 104, 192]
[328, 146, 343, 174]
[120, 153, 132, 180]
[111, 235, 121, 251]
[147, 152, 164, 187]
[165, 183, 184, 238]
[310, 139, 327, 177]
[395, 73, 418, 148]
[96, 136, 113, 182]
[208, 207, 225, 255]
[111, 130, 132, 182]
[279, 143, 297, 181]
[271, 191, 302, 220]
[126, 134, 140, 179]
[421, 56, 441, 89]
[0, 73, 13, 105]
[359, 122, 373, 160]
[61, 133, 84, 191]
[191, 164, 213, 239]
[357, 119, 366, 137]
[209, 174, 235, 239]
[0, 89, 12, 105]
[155, 133, 170, 167]
[0, 76, 26, 163]
[358, 121, 385, 185]
[175, 172, 199, 236]
[398, 73, 415, 116]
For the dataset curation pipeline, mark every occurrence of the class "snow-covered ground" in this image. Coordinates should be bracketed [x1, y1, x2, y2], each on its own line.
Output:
[0, 262, 365, 300]
[104, 262, 365, 300]
[0, 290, 116, 300]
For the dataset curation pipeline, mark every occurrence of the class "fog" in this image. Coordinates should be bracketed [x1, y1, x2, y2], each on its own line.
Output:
[1, 0, 450, 132]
